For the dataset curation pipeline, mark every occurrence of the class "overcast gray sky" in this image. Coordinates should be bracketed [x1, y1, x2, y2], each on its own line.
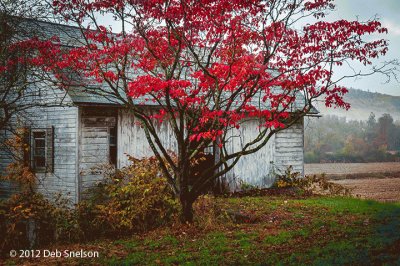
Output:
[326, 0, 400, 96]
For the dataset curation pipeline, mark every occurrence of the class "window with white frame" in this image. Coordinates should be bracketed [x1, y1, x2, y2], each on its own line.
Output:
[26, 127, 54, 173]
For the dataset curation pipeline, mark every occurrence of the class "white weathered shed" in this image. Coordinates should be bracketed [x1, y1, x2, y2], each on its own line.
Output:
[1, 88, 313, 203]
[0, 20, 318, 202]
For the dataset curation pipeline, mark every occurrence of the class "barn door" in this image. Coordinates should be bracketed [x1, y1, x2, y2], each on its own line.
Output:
[79, 108, 117, 197]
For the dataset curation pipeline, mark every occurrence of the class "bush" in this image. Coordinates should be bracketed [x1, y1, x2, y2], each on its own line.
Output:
[273, 166, 351, 196]
[300, 174, 351, 196]
[0, 150, 179, 252]
[0, 191, 80, 254]
[273, 166, 301, 189]
[78, 156, 179, 238]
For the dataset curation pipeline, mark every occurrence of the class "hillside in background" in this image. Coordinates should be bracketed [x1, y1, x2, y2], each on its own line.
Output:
[306, 89, 400, 163]
[315, 88, 400, 122]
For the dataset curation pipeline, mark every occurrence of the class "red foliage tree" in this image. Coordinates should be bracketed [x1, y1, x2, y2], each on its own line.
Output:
[49, 0, 390, 222]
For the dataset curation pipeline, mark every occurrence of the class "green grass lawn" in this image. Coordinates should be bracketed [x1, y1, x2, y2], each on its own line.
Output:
[5, 196, 400, 265]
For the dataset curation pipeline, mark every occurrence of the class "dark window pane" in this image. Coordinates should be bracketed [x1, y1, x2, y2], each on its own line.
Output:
[33, 132, 45, 138]
[109, 126, 117, 166]
[35, 139, 45, 148]
[34, 148, 45, 156]
[109, 127, 117, 145]
[35, 157, 46, 168]
[110, 146, 117, 166]
[32, 130, 47, 171]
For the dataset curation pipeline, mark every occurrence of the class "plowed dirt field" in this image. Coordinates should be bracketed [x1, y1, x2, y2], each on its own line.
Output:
[305, 163, 400, 202]
[305, 162, 400, 176]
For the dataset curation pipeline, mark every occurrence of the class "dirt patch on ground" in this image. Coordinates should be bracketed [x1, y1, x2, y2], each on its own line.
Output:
[305, 163, 400, 202]
[332, 178, 400, 203]
[305, 162, 400, 176]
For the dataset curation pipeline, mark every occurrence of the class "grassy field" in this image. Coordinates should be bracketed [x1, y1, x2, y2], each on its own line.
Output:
[4, 195, 400, 266]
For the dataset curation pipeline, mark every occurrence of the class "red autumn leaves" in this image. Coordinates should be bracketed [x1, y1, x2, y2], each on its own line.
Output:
[4, 0, 389, 142]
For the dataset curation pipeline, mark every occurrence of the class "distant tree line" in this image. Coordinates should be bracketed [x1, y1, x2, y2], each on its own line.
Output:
[305, 113, 400, 163]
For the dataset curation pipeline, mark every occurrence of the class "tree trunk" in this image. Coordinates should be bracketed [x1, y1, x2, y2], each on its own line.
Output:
[180, 197, 194, 223]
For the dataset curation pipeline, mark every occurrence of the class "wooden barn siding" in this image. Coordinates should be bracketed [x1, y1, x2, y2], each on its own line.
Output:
[78, 127, 109, 193]
[0, 89, 79, 203]
[0, 131, 17, 198]
[274, 118, 304, 176]
[117, 112, 304, 190]
[31, 107, 79, 203]
[222, 120, 276, 190]
[78, 114, 116, 197]
[117, 109, 178, 168]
